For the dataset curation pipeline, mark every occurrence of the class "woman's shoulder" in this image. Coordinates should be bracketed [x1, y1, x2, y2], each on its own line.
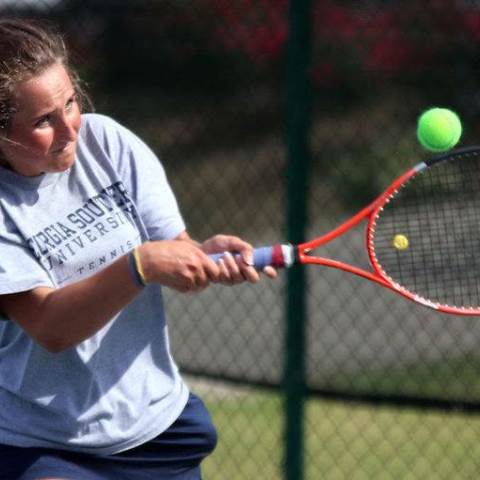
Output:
[79, 113, 137, 152]
[80, 113, 125, 135]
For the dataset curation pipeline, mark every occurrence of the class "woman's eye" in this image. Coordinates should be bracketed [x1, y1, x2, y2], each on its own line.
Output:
[66, 96, 77, 110]
[35, 116, 50, 128]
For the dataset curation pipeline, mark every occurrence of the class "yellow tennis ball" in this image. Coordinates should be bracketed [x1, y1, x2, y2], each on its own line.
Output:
[393, 234, 409, 250]
[416, 107, 462, 152]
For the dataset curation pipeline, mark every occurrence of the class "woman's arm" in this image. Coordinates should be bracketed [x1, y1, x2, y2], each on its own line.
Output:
[0, 231, 275, 353]
[0, 237, 220, 353]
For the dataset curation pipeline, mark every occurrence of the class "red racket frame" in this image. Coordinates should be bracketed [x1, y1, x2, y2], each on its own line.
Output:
[295, 164, 477, 315]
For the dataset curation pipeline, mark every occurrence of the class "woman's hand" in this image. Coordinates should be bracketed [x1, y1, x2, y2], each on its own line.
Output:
[137, 233, 277, 293]
[200, 234, 277, 284]
[137, 240, 220, 293]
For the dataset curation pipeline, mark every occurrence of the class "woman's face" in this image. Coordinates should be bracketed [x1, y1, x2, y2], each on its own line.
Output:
[0, 62, 81, 177]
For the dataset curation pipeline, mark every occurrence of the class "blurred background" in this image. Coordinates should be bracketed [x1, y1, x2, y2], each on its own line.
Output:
[4, 0, 480, 478]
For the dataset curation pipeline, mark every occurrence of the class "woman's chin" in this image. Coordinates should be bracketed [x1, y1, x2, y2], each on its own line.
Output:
[49, 152, 76, 173]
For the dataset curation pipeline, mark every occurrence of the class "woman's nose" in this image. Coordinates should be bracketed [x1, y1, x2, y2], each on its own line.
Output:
[57, 117, 77, 142]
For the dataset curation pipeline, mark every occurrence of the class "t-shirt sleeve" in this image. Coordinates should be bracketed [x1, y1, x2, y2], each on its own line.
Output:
[126, 135, 186, 241]
[88, 115, 186, 241]
[0, 232, 52, 295]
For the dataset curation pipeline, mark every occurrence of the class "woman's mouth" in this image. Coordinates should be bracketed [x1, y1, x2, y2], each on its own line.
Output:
[51, 141, 75, 155]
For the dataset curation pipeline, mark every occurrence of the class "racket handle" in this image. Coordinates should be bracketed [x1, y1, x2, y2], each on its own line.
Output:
[209, 244, 295, 270]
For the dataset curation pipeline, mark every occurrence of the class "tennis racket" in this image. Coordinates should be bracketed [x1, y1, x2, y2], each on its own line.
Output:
[211, 146, 480, 316]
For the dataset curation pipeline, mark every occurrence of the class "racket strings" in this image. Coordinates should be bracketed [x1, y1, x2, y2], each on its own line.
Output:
[371, 151, 480, 310]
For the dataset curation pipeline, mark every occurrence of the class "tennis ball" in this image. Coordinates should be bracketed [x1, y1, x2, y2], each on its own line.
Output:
[416, 108, 462, 152]
[393, 234, 409, 251]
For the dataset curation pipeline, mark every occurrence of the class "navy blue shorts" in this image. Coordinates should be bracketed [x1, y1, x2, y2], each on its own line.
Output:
[0, 393, 217, 480]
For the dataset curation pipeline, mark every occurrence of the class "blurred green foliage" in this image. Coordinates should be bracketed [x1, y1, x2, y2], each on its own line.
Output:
[32, 0, 478, 209]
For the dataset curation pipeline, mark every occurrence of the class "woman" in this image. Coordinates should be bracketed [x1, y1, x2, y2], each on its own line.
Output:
[0, 18, 275, 480]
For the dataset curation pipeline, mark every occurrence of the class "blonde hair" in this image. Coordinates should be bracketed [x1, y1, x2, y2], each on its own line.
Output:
[0, 18, 91, 132]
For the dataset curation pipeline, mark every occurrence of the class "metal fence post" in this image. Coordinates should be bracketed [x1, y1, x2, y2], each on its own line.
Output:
[284, 1, 312, 479]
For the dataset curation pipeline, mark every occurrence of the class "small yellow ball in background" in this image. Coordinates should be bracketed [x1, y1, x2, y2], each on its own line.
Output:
[392, 234, 409, 250]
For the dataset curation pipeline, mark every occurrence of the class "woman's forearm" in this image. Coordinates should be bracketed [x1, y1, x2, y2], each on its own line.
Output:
[1, 253, 141, 353]
[1, 232, 268, 353]
[3, 238, 216, 353]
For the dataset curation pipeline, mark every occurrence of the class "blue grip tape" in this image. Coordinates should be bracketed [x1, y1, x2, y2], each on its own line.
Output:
[209, 246, 274, 270]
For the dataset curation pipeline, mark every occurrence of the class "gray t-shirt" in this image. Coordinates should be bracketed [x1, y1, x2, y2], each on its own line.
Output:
[0, 113, 189, 455]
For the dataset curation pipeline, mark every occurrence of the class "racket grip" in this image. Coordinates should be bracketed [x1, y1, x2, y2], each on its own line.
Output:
[209, 244, 295, 270]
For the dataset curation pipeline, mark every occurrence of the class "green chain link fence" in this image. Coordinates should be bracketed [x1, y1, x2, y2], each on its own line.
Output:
[4, 1, 480, 478]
